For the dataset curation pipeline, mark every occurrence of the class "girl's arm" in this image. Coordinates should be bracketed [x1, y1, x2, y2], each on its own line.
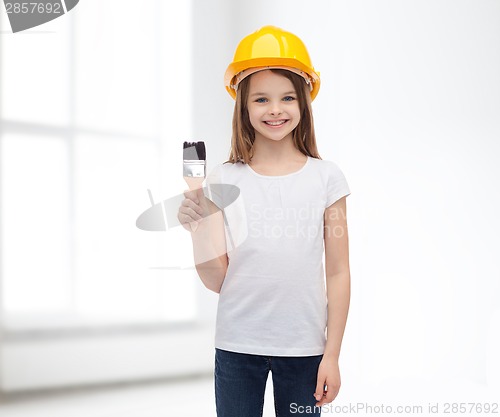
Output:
[191, 195, 229, 294]
[314, 196, 351, 406]
[323, 195, 351, 359]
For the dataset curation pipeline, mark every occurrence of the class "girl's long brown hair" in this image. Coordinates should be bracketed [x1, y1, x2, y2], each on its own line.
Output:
[224, 69, 322, 165]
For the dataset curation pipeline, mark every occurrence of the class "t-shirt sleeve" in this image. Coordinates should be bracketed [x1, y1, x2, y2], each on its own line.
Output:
[203, 163, 224, 210]
[326, 160, 351, 208]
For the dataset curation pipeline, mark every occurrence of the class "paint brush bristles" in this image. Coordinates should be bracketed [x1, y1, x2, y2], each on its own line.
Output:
[183, 141, 206, 161]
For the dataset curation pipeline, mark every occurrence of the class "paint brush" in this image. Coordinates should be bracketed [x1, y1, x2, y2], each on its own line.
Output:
[183, 141, 206, 232]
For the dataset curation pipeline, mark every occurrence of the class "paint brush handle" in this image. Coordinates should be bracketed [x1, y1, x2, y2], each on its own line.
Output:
[183, 176, 205, 232]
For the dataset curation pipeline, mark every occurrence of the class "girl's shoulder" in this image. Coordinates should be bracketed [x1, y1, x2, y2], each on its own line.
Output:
[205, 160, 245, 183]
[306, 156, 345, 172]
[308, 157, 350, 186]
[218, 160, 247, 174]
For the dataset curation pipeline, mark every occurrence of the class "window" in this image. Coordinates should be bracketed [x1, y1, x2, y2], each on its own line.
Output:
[0, 0, 197, 331]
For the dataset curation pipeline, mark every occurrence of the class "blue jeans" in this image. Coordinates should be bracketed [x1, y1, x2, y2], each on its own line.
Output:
[214, 348, 324, 417]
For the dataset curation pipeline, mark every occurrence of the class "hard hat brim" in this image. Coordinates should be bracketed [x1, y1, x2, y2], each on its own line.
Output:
[224, 58, 320, 101]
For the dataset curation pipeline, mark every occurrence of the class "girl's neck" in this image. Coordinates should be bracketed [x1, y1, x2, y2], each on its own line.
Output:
[249, 135, 305, 166]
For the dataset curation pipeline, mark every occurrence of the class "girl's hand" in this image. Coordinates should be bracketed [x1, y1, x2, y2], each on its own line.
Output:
[313, 356, 341, 407]
[178, 188, 210, 233]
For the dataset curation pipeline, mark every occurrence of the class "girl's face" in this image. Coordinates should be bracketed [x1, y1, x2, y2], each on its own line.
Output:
[246, 70, 301, 143]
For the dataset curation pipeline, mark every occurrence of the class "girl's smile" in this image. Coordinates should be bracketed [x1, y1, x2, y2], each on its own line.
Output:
[263, 119, 289, 128]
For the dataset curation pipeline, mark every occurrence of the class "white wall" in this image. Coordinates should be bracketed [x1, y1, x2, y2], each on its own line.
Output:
[191, 0, 500, 403]
[191, 0, 236, 169]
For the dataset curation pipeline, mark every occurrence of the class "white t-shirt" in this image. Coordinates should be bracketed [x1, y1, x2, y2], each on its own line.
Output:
[203, 155, 351, 356]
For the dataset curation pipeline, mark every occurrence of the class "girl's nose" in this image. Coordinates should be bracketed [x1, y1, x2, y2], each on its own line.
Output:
[269, 103, 283, 116]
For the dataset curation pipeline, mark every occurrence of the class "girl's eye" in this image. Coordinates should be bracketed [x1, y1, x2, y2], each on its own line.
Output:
[283, 96, 296, 102]
[255, 98, 267, 103]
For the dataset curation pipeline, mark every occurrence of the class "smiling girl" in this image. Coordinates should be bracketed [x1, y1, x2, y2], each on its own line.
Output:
[178, 25, 352, 417]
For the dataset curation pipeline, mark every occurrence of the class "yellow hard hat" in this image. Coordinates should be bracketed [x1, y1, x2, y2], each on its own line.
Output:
[224, 25, 321, 101]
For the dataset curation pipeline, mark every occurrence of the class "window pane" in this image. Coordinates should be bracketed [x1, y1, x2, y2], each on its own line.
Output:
[74, 0, 158, 136]
[1, 134, 71, 313]
[0, 15, 70, 126]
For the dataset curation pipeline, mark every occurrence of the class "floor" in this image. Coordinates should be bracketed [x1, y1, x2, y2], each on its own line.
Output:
[0, 373, 277, 417]
[1, 372, 498, 417]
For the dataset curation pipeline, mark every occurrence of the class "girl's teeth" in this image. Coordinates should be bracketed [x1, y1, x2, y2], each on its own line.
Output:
[265, 120, 286, 126]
